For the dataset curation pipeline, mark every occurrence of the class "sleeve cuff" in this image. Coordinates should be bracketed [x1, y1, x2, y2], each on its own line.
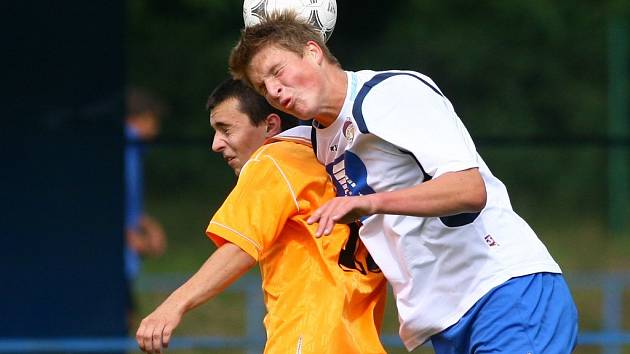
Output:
[432, 162, 479, 179]
[206, 221, 261, 261]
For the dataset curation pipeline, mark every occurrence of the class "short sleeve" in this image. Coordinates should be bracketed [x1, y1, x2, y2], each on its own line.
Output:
[206, 153, 299, 261]
[360, 74, 479, 178]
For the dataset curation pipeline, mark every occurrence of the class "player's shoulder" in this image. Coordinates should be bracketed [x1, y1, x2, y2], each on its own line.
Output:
[257, 140, 313, 161]
[265, 126, 312, 148]
[243, 128, 325, 188]
[355, 70, 445, 112]
[358, 70, 442, 96]
[254, 126, 317, 165]
[350, 70, 447, 133]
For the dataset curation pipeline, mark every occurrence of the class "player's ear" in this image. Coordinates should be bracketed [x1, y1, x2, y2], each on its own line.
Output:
[264, 113, 282, 137]
[304, 40, 323, 65]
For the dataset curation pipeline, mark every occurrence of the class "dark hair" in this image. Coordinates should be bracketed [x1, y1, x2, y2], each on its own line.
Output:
[206, 78, 298, 131]
[229, 10, 339, 86]
[126, 87, 167, 119]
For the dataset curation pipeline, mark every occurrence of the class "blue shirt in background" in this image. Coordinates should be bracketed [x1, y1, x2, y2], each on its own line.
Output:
[124, 124, 144, 280]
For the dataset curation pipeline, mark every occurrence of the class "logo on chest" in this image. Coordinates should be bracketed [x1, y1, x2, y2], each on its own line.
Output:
[326, 152, 375, 197]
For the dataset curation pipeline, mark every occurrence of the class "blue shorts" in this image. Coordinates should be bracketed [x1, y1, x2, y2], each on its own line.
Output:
[431, 273, 578, 354]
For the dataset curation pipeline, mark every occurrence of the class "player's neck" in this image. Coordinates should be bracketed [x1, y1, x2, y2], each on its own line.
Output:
[314, 67, 347, 127]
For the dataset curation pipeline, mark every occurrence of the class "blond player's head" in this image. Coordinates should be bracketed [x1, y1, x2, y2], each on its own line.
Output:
[229, 10, 339, 88]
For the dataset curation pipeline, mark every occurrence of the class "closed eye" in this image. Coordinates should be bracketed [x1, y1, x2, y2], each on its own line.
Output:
[212, 122, 231, 135]
[273, 64, 286, 78]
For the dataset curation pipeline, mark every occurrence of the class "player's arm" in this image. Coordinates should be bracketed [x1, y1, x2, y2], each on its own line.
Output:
[310, 75, 486, 236]
[309, 167, 486, 236]
[127, 215, 167, 257]
[136, 243, 255, 353]
[139, 214, 167, 257]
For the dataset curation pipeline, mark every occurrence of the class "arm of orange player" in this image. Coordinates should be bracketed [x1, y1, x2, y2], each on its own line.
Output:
[135, 243, 255, 353]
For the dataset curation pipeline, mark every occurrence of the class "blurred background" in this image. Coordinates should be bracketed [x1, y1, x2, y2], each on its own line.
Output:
[2, 0, 629, 353]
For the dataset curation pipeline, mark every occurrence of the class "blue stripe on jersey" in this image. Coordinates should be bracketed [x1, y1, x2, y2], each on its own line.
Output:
[348, 72, 359, 101]
[399, 148, 480, 226]
[349, 72, 480, 227]
[399, 148, 432, 182]
[310, 126, 318, 158]
[352, 72, 444, 134]
[440, 212, 480, 227]
[345, 150, 376, 197]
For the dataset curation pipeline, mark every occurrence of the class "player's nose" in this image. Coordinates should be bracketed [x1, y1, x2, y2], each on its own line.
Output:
[265, 80, 282, 100]
[211, 134, 226, 153]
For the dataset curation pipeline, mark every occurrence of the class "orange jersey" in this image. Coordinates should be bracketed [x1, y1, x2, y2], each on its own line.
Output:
[207, 135, 386, 354]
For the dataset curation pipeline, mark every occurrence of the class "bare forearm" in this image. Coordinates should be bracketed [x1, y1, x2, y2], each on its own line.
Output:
[163, 243, 256, 314]
[369, 168, 487, 217]
[136, 243, 255, 353]
[309, 168, 487, 236]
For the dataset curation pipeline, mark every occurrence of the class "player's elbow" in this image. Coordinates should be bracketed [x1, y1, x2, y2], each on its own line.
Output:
[467, 179, 487, 212]
[467, 187, 487, 212]
[461, 170, 487, 212]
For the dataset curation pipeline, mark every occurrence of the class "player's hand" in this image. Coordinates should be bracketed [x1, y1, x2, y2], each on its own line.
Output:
[140, 214, 167, 257]
[136, 302, 183, 353]
[307, 195, 375, 237]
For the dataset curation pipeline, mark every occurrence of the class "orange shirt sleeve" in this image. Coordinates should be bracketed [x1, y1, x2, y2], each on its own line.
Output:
[206, 148, 300, 261]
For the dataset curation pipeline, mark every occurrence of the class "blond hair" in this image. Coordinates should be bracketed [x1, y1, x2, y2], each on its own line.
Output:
[229, 10, 340, 86]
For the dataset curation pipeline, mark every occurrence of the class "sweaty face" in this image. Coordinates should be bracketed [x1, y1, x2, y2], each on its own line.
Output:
[247, 44, 321, 121]
[210, 98, 268, 175]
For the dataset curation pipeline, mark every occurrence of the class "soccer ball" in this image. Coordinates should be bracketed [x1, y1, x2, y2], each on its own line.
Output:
[243, 0, 337, 42]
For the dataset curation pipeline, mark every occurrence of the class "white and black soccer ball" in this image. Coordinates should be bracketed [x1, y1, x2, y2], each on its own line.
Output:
[243, 0, 337, 42]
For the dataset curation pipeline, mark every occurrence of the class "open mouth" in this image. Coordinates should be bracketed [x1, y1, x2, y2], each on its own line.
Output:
[280, 97, 292, 110]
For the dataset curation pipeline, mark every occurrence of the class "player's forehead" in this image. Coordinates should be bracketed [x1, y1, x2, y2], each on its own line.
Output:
[210, 98, 247, 128]
[247, 45, 299, 79]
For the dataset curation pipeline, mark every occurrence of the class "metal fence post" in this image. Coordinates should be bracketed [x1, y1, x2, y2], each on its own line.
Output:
[602, 273, 624, 354]
[244, 277, 265, 354]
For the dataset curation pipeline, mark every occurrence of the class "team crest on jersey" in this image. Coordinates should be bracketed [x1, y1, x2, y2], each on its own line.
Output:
[342, 119, 355, 144]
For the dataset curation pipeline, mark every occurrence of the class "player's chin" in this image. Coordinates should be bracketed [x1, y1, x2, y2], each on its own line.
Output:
[231, 162, 242, 176]
[292, 106, 316, 121]
[295, 115, 312, 122]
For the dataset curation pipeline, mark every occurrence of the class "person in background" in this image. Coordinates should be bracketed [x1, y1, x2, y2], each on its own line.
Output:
[125, 87, 168, 327]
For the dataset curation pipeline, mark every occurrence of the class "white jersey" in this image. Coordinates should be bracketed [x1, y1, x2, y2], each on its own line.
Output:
[312, 70, 561, 350]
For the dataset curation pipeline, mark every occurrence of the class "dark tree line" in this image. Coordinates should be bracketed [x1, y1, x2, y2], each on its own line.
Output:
[128, 0, 629, 223]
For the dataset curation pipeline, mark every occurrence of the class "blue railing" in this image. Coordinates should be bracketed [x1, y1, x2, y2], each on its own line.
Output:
[1, 271, 628, 353]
